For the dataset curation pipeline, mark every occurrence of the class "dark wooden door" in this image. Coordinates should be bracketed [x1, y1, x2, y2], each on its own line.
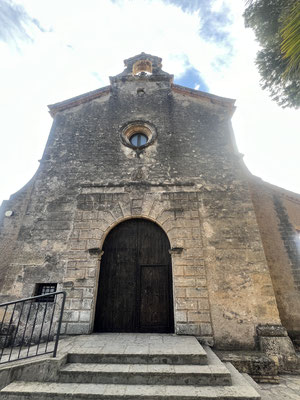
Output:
[94, 219, 174, 333]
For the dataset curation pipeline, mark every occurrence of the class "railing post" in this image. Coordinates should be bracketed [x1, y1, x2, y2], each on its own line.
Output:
[53, 291, 66, 358]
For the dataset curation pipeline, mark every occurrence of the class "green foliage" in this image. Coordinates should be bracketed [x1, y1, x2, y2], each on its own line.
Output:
[244, 0, 300, 108]
[281, 2, 300, 77]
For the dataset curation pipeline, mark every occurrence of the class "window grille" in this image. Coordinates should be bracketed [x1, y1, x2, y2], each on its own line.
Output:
[35, 283, 57, 302]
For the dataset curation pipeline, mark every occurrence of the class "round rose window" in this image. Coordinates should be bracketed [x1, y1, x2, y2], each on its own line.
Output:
[120, 121, 157, 149]
[129, 133, 148, 147]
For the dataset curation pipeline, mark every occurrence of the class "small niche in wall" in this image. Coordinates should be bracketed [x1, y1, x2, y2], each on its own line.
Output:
[132, 60, 152, 75]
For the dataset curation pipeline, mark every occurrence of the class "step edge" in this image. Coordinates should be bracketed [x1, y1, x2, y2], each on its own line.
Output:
[1, 380, 262, 393]
[60, 364, 230, 374]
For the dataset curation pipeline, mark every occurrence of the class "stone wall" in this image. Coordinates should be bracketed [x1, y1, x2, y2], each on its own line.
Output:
[249, 179, 300, 342]
[0, 181, 34, 301]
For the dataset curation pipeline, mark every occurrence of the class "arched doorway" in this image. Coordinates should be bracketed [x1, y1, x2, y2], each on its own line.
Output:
[94, 219, 174, 333]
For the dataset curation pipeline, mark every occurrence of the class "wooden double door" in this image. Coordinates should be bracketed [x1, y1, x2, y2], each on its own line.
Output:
[94, 219, 174, 333]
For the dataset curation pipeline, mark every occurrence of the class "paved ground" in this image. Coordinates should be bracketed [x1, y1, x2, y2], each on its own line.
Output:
[257, 374, 300, 400]
[62, 333, 207, 355]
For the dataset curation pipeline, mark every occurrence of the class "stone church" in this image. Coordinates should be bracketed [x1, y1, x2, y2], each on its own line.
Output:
[0, 53, 299, 362]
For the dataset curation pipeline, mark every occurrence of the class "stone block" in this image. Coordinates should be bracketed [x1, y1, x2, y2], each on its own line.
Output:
[74, 211, 83, 221]
[74, 221, 92, 229]
[186, 287, 208, 298]
[167, 228, 192, 239]
[70, 229, 80, 239]
[174, 277, 196, 287]
[69, 240, 87, 250]
[197, 298, 210, 309]
[185, 247, 203, 258]
[196, 278, 207, 287]
[66, 250, 87, 260]
[82, 299, 93, 309]
[75, 278, 95, 287]
[82, 211, 98, 221]
[70, 299, 82, 309]
[63, 310, 79, 322]
[259, 336, 296, 358]
[188, 311, 211, 323]
[190, 210, 199, 218]
[79, 310, 91, 322]
[176, 323, 201, 336]
[192, 228, 202, 238]
[86, 239, 101, 249]
[173, 258, 195, 266]
[79, 230, 93, 239]
[173, 265, 184, 276]
[66, 322, 90, 335]
[256, 324, 288, 337]
[67, 288, 83, 299]
[174, 287, 186, 297]
[82, 288, 94, 298]
[175, 310, 187, 322]
[176, 299, 197, 310]
[184, 266, 205, 276]
[197, 336, 214, 346]
[199, 323, 213, 335]
[67, 269, 86, 280]
[216, 351, 279, 382]
[87, 268, 96, 278]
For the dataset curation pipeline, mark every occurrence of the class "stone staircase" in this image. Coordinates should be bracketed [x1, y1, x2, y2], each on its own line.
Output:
[0, 334, 260, 399]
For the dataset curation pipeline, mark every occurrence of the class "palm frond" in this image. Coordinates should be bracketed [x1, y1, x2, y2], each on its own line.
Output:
[280, 2, 300, 78]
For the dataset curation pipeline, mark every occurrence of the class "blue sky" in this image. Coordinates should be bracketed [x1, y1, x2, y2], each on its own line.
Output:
[0, 0, 299, 204]
[175, 64, 209, 92]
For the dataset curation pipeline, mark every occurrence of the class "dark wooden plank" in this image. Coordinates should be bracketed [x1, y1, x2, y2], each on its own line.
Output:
[94, 220, 137, 332]
[137, 220, 171, 265]
[139, 265, 172, 332]
[94, 219, 174, 333]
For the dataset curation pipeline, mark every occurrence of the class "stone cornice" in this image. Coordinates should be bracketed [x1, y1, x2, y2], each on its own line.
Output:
[48, 86, 110, 117]
[172, 84, 236, 114]
[47, 82, 236, 117]
[250, 175, 300, 202]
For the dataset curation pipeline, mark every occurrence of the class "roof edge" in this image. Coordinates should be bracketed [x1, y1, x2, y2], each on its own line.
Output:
[172, 84, 236, 112]
[250, 175, 300, 202]
[47, 83, 236, 117]
[48, 85, 111, 117]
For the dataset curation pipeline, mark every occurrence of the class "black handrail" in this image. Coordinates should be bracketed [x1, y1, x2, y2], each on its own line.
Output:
[0, 291, 66, 364]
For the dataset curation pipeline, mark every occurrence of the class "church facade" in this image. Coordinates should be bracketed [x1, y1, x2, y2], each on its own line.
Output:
[0, 53, 299, 355]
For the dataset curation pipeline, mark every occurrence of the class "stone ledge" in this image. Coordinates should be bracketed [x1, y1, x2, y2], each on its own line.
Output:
[256, 324, 287, 337]
[215, 350, 279, 384]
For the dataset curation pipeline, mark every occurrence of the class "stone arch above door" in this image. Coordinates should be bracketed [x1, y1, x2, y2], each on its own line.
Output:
[62, 190, 212, 344]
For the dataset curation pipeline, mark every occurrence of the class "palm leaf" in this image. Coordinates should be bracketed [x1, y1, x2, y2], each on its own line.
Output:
[280, 2, 300, 78]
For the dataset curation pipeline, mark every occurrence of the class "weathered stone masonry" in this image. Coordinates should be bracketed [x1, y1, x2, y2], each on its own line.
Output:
[250, 179, 300, 344]
[0, 53, 298, 353]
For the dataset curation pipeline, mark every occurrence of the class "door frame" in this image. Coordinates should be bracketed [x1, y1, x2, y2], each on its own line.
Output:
[92, 217, 175, 333]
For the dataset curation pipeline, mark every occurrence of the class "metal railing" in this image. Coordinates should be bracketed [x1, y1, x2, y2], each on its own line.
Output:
[0, 291, 66, 364]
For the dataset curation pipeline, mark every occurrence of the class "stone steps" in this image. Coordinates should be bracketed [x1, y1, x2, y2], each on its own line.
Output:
[0, 379, 260, 400]
[59, 362, 232, 386]
[0, 335, 261, 399]
[67, 350, 207, 365]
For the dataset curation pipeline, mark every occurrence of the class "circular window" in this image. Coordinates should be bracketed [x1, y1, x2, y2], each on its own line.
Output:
[130, 133, 148, 147]
[120, 121, 157, 149]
